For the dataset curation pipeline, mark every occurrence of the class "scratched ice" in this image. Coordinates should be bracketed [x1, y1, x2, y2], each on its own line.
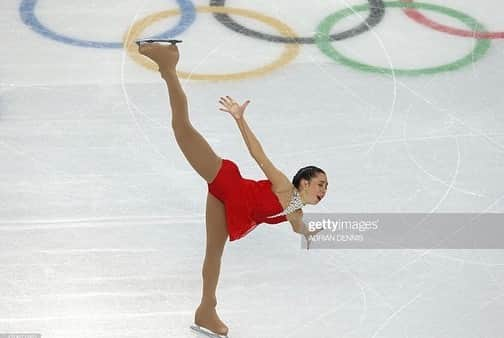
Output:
[1, 0, 504, 337]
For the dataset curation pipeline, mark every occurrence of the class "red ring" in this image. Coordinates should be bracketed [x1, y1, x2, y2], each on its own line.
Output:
[401, 0, 504, 39]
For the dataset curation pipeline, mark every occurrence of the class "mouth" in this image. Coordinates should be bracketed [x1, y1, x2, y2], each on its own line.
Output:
[317, 196, 322, 201]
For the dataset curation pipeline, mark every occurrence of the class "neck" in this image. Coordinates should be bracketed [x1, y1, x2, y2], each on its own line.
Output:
[296, 188, 307, 205]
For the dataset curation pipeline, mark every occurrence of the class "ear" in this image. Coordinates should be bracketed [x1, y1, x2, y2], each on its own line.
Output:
[301, 178, 310, 189]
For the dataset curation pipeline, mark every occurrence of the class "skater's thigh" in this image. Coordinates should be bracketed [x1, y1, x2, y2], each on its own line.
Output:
[205, 193, 228, 254]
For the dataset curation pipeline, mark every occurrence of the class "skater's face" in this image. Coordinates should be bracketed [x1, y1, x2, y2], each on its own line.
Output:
[300, 173, 328, 204]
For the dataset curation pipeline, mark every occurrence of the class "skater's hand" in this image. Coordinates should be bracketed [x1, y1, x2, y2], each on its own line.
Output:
[219, 96, 250, 120]
[304, 228, 324, 250]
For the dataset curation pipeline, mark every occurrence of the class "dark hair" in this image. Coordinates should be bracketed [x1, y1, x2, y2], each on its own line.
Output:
[292, 166, 326, 189]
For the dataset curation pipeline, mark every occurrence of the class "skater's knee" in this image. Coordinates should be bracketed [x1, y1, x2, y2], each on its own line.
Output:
[171, 118, 192, 133]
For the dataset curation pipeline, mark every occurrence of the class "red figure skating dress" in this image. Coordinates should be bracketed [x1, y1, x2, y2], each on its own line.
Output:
[208, 159, 288, 241]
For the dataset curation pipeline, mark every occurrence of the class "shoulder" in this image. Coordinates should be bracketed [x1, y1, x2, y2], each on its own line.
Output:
[254, 155, 291, 191]
[268, 170, 294, 196]
[270, 183, 296, 211]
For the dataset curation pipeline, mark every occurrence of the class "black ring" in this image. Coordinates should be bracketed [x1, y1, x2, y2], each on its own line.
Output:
[209, 0, 385, 44]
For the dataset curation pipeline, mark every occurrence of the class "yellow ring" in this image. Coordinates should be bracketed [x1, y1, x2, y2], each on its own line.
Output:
[124, 6, 300, 81]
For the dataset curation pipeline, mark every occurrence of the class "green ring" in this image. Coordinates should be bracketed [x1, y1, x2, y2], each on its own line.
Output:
[315, 1, 491, 76]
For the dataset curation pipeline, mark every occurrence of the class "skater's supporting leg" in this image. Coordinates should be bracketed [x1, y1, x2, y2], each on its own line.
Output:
[194, 193, 229, 336]
[138, 44, 222, 183]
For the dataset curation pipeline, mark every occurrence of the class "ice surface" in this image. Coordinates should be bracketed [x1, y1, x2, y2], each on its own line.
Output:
[1, 0, 504, 337]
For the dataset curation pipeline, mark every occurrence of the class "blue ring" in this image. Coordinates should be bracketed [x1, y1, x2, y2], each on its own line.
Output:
[19, 0, 195, 48]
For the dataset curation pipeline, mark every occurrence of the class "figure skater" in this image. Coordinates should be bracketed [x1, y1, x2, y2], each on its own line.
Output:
[137, 42, 328, 338]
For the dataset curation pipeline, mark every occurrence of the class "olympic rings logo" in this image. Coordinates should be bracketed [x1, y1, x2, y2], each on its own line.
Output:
[20, 0, 499, 81]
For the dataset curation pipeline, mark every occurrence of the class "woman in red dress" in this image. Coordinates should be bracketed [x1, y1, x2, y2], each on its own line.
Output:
[138, 42, 328, 338]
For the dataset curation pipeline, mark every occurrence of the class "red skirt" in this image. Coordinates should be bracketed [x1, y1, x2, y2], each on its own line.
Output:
[208, 159, 287, 241]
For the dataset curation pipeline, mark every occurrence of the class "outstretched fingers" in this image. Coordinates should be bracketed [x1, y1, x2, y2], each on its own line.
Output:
[218, 97, 251, 120]
[218, 97, 230, 106]
[218, 96, 249, 108]
[218, 99, 230, 114]
[219, 96, 235, 108]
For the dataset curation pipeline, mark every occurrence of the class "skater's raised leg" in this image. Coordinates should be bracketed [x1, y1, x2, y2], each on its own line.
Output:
[138, 43, 222, 183]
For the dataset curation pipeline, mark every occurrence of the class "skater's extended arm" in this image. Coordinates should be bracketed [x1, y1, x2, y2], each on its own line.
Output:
[236, 118, 269, 164]
[236, 117, 290, 187]
[219, 96, 290, 190]
[289, 213, 323, 248]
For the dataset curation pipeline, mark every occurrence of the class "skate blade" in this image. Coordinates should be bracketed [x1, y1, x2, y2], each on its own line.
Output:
[190, 324, 229, 338]
[135, 39, 182, 46]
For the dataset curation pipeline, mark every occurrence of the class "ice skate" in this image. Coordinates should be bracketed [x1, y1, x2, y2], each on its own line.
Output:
[135, 39, 182, 46]
[190, 324, 229, 338]
[192, 304, 229, 338]
[137, 41, 180, 74]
